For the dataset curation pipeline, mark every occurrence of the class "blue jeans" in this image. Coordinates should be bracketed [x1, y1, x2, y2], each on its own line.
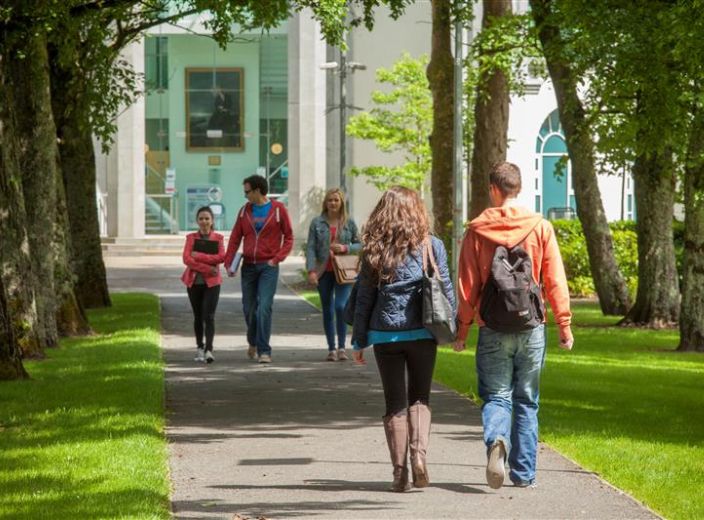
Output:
[476, 324, 546, 485]
[241, 263, 279, 356]
[317, 271, 352, 351]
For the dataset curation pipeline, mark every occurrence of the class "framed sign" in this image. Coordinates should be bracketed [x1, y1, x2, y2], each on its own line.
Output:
[186, 68, 244, 151]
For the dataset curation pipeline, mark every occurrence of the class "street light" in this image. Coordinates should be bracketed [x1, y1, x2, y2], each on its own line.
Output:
[320, 51, 366, 196]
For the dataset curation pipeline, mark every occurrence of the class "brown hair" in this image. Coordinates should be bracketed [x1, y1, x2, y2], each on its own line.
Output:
[361, 186, 431, 284]
[489, 162, 522, 197]
[321, 188, 347, 226]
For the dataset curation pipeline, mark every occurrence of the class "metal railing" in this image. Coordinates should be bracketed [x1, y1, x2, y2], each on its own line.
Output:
[96, 183, 108, 237]
[146, 194, 178, 234]
[268, 159, 289, 202]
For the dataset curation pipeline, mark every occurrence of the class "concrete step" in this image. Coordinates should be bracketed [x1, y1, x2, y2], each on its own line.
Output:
[101, 235, 232, 256]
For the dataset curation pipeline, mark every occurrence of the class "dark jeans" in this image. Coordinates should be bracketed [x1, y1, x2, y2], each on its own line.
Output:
[187, 284, 221, 351]
[317, 271, 353, 351]
[241, 262, 279, 356]
[373, 339, 437, 416]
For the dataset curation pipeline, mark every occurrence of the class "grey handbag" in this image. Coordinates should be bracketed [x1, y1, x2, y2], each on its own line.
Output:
[422, 237, 456, 344]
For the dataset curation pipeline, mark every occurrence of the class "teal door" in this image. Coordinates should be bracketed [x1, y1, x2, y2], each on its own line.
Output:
[536, 110, 575, 218]
[542, 154, 568, 215]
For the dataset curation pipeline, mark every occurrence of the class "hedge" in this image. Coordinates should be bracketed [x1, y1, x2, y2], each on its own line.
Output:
[551, 220, 684, 298]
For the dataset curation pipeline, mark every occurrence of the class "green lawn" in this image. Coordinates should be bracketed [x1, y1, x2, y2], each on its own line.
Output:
[0, 293, 170, 519]
[434, 302, 704, 520]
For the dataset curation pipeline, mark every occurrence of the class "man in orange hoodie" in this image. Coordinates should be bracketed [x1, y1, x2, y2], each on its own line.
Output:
[454, 161, 573, 490]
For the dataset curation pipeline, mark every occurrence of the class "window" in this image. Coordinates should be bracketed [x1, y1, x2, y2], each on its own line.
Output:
[185, 68, 244, 151]
[145, 37, 168, 91]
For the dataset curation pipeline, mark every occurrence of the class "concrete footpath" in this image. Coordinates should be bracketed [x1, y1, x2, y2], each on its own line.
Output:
[106, 255, 658, 520]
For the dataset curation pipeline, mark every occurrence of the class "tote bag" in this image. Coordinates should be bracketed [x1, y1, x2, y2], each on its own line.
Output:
[421, 237, 456, 344]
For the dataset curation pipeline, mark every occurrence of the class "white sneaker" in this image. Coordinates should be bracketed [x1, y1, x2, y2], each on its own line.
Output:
[205, 351, 214, 364]
[326, 351, 337, 362]
[337, 349, 348, 361]
[247, 345, 256, 359]
[258, 354, 272, 364]
[486, 440, 507, 489]
[194, 348, 205, 363]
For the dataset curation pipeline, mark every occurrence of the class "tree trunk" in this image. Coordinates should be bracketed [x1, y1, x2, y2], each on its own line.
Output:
[530, 0, 631, 315]
[0, 278, 28, 380]
[469, 0, 511, 220]
[54, 152, 91, 336]
[0, 49, 43, 359]
[13, 32, 60, 348]
[427, 0, 455, 247]
[50, 58, 111, 309]
[622, 150, 680, 327]
[678, 113, 704, 351]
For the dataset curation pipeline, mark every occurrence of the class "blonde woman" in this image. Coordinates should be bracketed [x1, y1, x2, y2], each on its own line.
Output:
[306, 188, 361, 361]
[349, 186, 455, 492]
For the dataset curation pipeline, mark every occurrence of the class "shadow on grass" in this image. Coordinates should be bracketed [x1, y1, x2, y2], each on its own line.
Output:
[0, 294, 169, 519]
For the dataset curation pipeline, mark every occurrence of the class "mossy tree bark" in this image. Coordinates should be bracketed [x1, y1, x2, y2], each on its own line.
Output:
[427, 0, 455, 248]
[530, 0, 631, 315]
[469, 0, 511, 220]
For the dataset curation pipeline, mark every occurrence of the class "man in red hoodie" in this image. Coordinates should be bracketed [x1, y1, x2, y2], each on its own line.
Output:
[225, 175, 293, 364]
[454, 162, 573, 489]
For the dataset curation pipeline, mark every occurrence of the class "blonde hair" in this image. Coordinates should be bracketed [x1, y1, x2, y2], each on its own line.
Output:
[361, 186, 432, 284]
[321, 188, 348, 226]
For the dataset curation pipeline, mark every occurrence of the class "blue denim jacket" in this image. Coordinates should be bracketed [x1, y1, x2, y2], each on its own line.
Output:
[305, 215, 361, 273]
[351, 236, 456, 349]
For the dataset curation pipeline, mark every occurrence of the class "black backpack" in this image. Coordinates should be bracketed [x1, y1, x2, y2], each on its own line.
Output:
[479, 243, 544, 333]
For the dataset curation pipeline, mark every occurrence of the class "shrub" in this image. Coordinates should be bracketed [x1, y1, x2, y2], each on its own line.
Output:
[552, 220, 639, 297]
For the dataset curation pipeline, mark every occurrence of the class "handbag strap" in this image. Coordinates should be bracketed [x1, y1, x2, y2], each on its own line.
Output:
[422, 237, 440, 279]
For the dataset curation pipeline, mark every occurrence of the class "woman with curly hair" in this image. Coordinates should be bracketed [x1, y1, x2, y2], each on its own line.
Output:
[350, 186, 455, 492]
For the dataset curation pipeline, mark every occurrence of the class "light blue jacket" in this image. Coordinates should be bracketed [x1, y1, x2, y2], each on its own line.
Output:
[305, 215, 361, 273]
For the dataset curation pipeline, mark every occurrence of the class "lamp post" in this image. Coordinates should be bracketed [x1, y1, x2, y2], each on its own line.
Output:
[321, 51, 366, 196]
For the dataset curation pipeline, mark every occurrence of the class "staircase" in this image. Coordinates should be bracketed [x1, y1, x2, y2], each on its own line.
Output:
[102, 235, 232, 256]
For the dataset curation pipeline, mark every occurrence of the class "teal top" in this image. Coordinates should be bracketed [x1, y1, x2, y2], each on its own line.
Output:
[353, 328, 433, 350]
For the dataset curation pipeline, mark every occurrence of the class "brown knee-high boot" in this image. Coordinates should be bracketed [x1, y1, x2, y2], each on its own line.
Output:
[382, 414, 411, 492]
[408, 402, 431, 487]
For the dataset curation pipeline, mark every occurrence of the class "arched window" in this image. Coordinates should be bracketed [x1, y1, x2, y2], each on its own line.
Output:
[535, 110, 575, 217]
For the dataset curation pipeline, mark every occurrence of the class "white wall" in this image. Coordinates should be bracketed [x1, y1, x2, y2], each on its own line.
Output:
[346, 1, 433, 226]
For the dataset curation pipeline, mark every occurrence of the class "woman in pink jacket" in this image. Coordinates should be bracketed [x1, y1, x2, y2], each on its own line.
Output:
[181, 206, 225, 363]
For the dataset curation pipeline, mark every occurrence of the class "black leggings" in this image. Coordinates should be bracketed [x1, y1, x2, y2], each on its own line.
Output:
[187, 284, 221, 351]
[373, 339, 437, 417]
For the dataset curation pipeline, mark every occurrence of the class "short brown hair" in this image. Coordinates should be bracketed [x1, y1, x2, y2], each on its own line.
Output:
[489, 162, 522, 197]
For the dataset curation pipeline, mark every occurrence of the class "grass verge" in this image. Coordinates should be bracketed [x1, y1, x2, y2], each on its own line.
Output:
[0, 293, 169, 519]
[434, 302, 704, 520]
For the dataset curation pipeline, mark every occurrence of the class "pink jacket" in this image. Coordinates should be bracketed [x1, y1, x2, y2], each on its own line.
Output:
[181, 232, 225, 288]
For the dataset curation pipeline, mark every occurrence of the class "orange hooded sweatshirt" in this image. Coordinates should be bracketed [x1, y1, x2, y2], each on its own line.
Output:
[456, 205, 571, 342]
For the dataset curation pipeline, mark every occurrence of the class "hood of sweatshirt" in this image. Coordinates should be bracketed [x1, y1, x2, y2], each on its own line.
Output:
[468, 206, 543, 248]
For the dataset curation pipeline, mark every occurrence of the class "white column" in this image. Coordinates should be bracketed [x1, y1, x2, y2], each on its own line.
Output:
[106, 38, 146, 238]
[287, 11, 327, 246]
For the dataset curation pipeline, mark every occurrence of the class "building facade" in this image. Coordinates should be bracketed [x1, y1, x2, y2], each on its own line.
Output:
[98, 3, 633, 244]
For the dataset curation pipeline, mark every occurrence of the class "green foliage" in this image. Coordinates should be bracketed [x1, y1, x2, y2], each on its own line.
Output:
[435, 301, 702, 520]
[552, 220, 638, 297]
[469, 12, 543, 97]
[0, 293, 169, 519]
[346, 53, 432, 192]
[553, 219, 686, 298]
[462, 9, 543, 162]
